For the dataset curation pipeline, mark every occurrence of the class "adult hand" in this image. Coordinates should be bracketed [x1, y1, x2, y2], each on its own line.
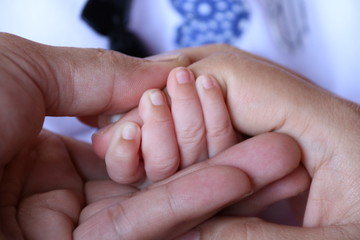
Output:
[178, 44, 360, 239]
[0, 34, 304, 240]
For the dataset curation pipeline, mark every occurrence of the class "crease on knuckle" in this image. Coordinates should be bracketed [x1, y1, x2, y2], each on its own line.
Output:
[151, 116, 173, 125]
[146, 154, 179, 180]
[106, 202, 133, 239]
[95, 49, 145, 111]
[207, 123, 233, 139]
[178, 124, 205, 145]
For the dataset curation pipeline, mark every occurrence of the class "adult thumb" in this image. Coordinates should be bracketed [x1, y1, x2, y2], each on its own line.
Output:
[1, 33, 189, 117]
[42, 42, 189, 117]
[185, 217, 358, 240]
[0, 33, 188, 162]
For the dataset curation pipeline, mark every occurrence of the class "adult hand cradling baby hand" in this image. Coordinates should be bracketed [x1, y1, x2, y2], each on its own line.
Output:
[0, 34, 304, 240]
[92, 44, 360, 239]
[2, 33, 359, 240]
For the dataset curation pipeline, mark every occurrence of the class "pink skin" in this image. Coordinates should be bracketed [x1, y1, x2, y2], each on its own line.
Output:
[93, 67, 238, 183]
[91, 68, 308, 221]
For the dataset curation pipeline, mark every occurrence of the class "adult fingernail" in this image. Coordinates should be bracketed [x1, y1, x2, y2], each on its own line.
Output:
[175, 230, 200, 240]
[176, 68, 194, 84]
[150, 90, 165, 106]
[146, 51, 183, 62]
[122, 122, 138, 140]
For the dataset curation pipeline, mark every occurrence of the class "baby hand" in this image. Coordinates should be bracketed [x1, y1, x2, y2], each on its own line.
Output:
[93, 67, 238, 185]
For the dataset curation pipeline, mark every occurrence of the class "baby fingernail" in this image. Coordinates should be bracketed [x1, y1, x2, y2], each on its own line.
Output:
[150, 90, 165, 106]
[176, 68, 194, 84]
[122, 123, 138, 140]
[200, 75, 215, 89]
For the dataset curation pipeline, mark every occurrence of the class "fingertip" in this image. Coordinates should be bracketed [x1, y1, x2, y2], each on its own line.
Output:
[241, 132, 302, 172]
[121, 122, 139, 140]
[139, 89, 165, 118]
[105, 121, 144, 184]
[258, 132, 303, 182]
[195, 74, 225, 97]
[264, 132, 302, 168]
[209, 132, 302, 190]
[167, 67, 195, 92]
[197, 74, 216, 89]
[91, 108, 143, 160]
[149, 89, 166, 106]
[91, 123, 114, 159]
[139, 89, 172, 122]
[175, 67, 195, 85]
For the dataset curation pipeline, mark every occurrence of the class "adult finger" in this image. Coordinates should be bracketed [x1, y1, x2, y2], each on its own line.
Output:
[185, 217, 359, 240]
[207, 133, 301, 189]
[74, 166, 252, 240]
[222, 165, 310, 218]
[75, 132, 302, 240]
[92, 108, 142, 160]
[0, 33, 189, 163]
[150, 132, 305, 219]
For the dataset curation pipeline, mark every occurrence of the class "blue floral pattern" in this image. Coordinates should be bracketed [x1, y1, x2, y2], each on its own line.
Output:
[171, 0, 250, 47]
